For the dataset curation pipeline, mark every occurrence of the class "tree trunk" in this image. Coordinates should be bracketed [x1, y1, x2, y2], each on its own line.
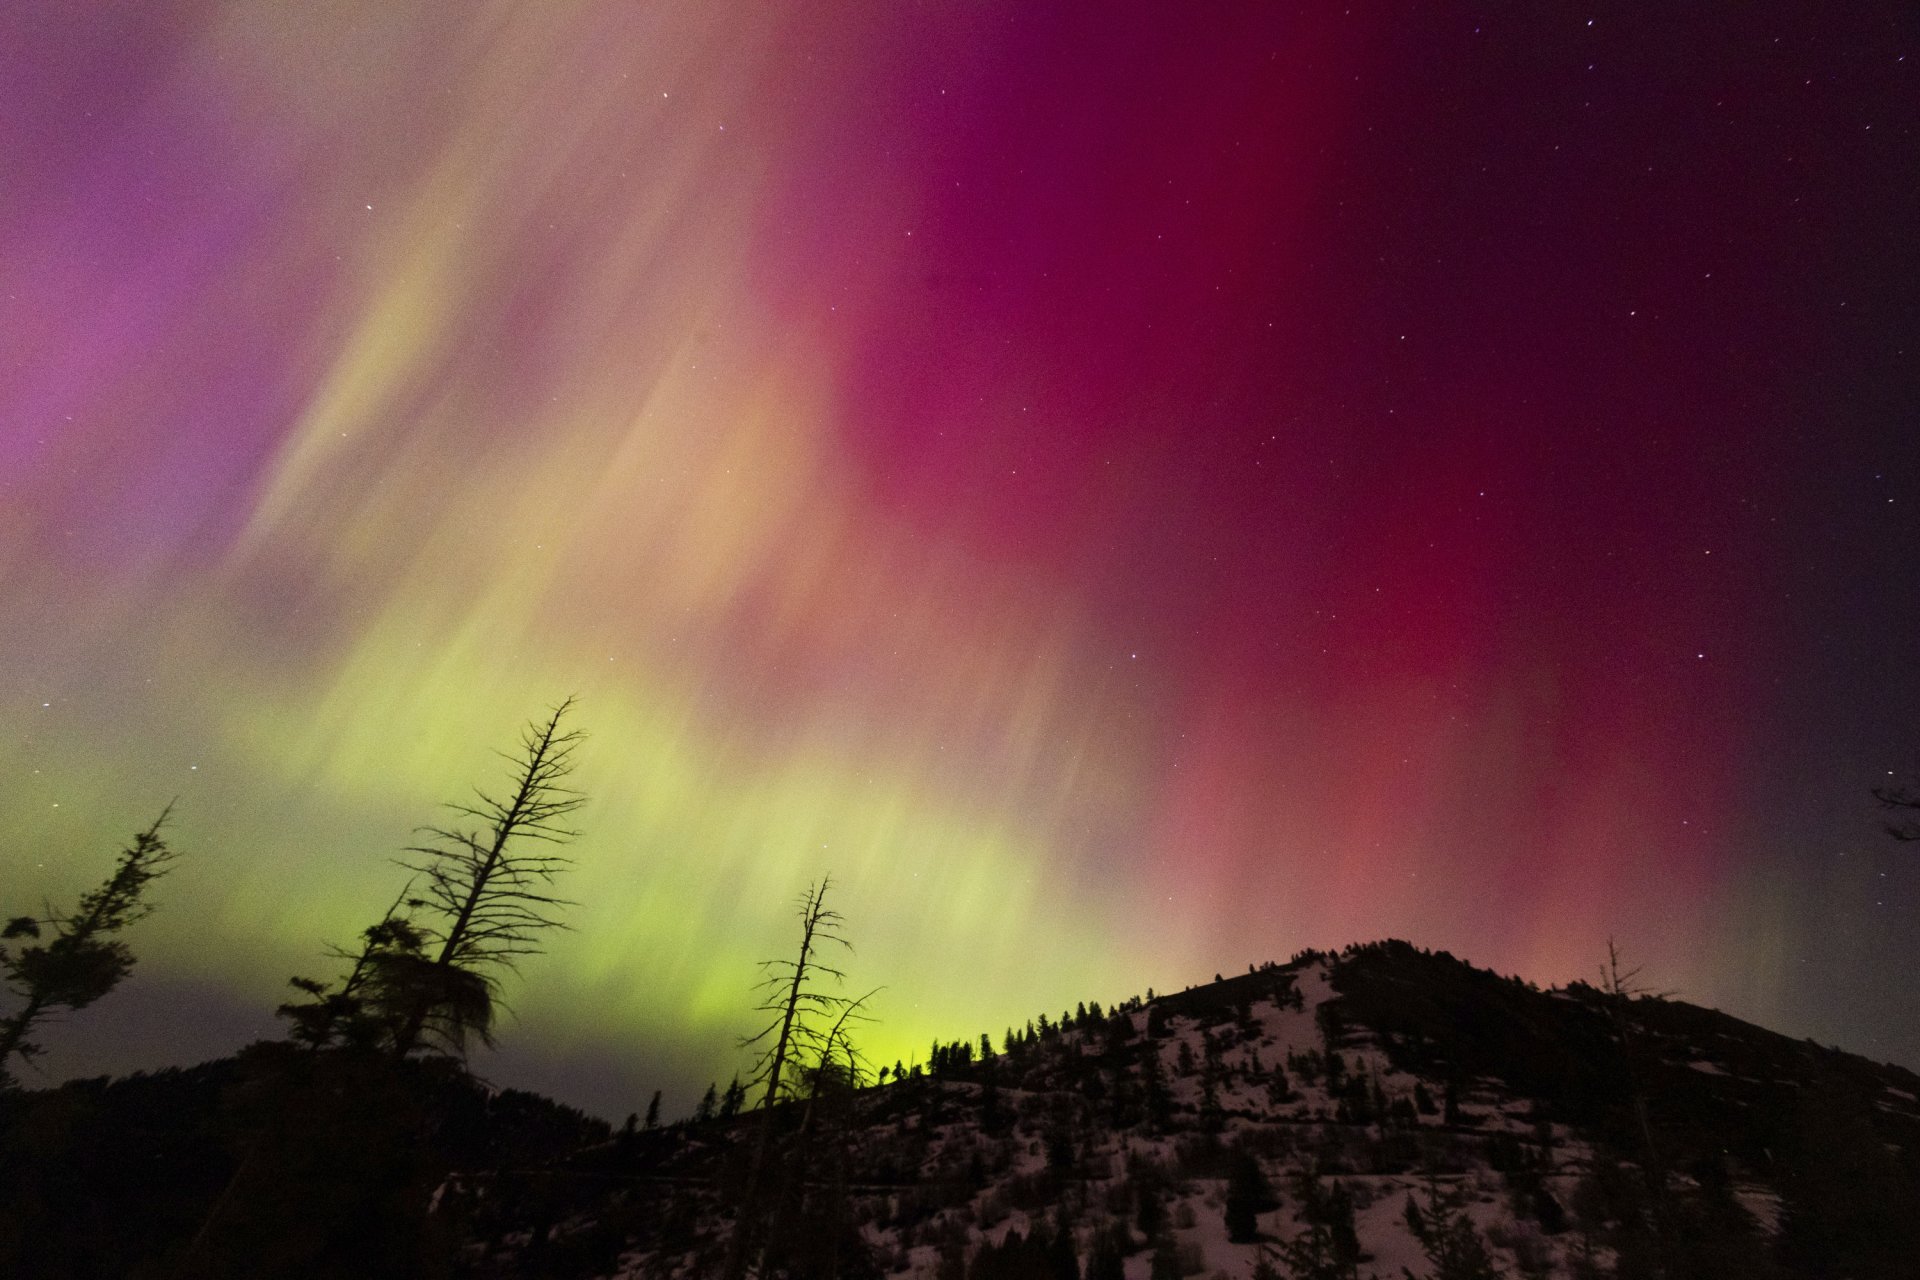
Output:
[0, 992, 46, 1075]
[722, 883, 829, 1280]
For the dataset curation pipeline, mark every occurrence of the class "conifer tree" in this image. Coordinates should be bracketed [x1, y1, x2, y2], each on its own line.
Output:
[1267, 1062, 1292, 1107]
[1200, 1054, 1224, 1131]
[1224, 1146, 1278, 1242]
[1, 808, 178, 1081]
[387, 700, 586, 1057]
[278, 882, 425, 1051]
[1140, 1038, 1171, 1132]
[1405, 1193, 1428, 1239]
[1275, 1166, 1360, 1279]
[1402, 1180, 1504, 1280]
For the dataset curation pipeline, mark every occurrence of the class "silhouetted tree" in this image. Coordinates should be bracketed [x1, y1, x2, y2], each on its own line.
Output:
[1199, 1033, 1225, 1131]
[278, 881, 426, 1051]
[1274, 1166, 1360, 1279]
[1140, 1039, 1171, 1132]
[1403, 1179, 1504, 1280]
[644, 1090, 661, 1130]
[1597, 937, 1671, 1216]
[1872, 776, 1920, 840]
[971, 1220, 1079, 1280]
[694, 1082, 718, 1122]
[1224, 1146, 1277, 1242]
[724, 876, 859, 1280]
[1267, 1061, 1292, 1107]
[388, 700, 586, 1057]
[762, 994, 878, 1279]
[1, 808, 178, 1082]
[739, 879, 859, 1111]
[1405, 1193, 1428, 1239]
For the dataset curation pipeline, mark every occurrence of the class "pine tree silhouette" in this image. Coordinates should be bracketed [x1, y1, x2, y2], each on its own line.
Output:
[1, 807, 178, 1080]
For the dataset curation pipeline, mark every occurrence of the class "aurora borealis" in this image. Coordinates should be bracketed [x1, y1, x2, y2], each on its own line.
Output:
[3, 3, 1915, 1117]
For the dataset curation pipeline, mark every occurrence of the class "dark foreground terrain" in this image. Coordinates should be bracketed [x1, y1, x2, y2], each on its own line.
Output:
[4, 942, 1917, 1278]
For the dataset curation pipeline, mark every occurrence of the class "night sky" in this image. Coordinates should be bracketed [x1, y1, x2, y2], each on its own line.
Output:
[3, 3, 1915, 1120]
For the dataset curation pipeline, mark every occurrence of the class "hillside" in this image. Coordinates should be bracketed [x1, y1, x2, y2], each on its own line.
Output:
[461, 942, 1920, 1279]
[3, 942, 1917, 1278]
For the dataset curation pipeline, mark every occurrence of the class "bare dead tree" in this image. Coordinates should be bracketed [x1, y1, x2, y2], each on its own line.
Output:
[1, 807, 179, 1081]
[1598, 936, 1675, 1246]
[766, 989, 879, 1273]
[797, 991, 878, 1120]
[742, 878, 856, 1110]
[723, 876, 859, 1280]
[387, 699, 586, 1058]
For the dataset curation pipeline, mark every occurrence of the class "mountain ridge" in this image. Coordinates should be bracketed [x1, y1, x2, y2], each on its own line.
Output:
[476, 940, 1920, 1278]
[3, 939, 1916, 1278]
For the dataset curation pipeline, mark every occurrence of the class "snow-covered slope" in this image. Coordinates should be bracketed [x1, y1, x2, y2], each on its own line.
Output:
[451, 942, 1920, 1280]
